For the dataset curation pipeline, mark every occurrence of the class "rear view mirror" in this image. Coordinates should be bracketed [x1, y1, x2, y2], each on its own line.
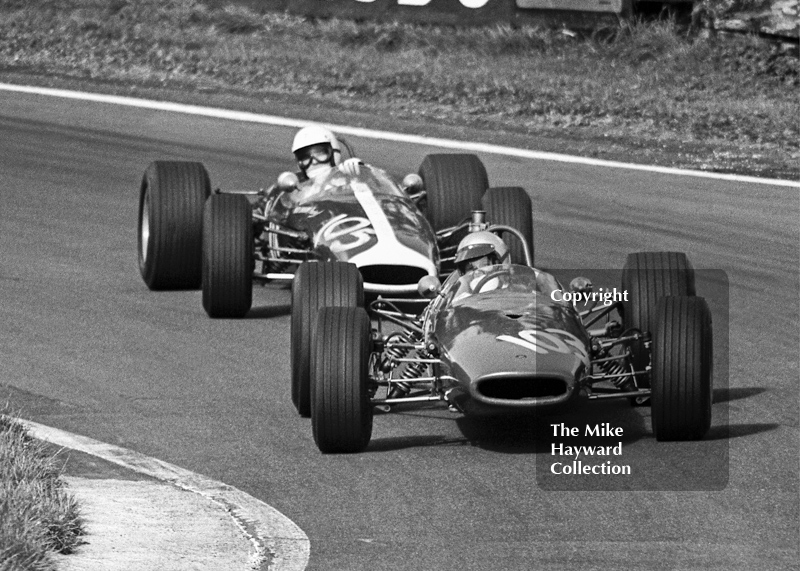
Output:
[402, 173, 424, 194]
[569, 276, 593, 294]
[277, 171, 299, 192]
[417, 275, 442, 299]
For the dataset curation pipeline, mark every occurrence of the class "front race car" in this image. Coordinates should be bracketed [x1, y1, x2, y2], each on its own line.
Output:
[301, 250, 712, 453]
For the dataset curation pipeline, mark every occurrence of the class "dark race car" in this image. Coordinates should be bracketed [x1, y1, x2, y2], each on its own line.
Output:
[302, 238, 713, 453]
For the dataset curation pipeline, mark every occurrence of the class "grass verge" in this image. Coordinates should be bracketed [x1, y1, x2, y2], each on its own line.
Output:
[0, 0, 797, 178]
[0, 414, 84, 571]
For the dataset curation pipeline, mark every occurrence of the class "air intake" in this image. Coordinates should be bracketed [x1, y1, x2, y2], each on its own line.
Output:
[477, 376, 567, 400]
[359, 265, 428, 286]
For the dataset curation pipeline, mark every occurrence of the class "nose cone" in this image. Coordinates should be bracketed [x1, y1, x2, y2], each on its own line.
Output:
[436, 299, 590, 409]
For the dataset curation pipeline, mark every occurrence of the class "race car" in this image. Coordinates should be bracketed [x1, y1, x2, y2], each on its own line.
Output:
[136, 153, 532, 316]
[301, 238, 713, 453]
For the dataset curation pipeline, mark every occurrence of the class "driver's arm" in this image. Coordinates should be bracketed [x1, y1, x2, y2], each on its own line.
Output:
[339, 157, 364, 176]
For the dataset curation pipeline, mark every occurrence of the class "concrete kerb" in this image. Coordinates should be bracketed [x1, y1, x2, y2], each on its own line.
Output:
[16, 418, 311, 571]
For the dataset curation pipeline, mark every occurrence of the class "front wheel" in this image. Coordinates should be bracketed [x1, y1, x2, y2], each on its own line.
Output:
[202, 193, 253, 318]
[290, 262, 364, 417]
[138, 161, 210, 289]
[651, 296, 713, 441]
[311, 306, 373, 453]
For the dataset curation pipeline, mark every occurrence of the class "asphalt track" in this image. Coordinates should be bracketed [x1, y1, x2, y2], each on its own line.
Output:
[0, 89, 797, 570]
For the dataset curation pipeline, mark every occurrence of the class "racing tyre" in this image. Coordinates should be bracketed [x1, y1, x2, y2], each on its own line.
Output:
[138, 161, 211, 290]
[311, 306, 373, 453]
[482, 186, 534, 266]
[651, 296, 712, 441]
[202, 193, 253, 318]
[418, 154, 488, 232]
[622, 252, 696, 383]
[291, 262, 364, 417]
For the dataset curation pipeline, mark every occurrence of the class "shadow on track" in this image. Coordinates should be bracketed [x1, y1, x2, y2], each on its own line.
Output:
[245, 304, 291, 319]
[705, 422, 780, 440]
[365, 399, 651, 455]
[453, 399, 650, 455]
[366, 434, 471, 452]
[713, 386, 767, 403]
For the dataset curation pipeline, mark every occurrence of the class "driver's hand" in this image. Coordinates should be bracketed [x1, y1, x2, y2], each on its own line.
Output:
[339, 158, 363, 176]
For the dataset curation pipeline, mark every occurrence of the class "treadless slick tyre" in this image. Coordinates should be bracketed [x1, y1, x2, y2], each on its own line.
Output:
[202, 193, 253, 318]
[311, 306, 373, 453]
[651, 296, 713, 441]
[621, 252, 696, 381]
[291, 262, 364, 417]
[482, 186, 534, 266]
[138, 161, 210, 289]
[418, 154, 488, 232]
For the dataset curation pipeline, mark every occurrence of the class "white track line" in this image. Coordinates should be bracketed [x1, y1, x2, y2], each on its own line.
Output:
[15, 418, 310, 571]
[1, 82, 797, 188]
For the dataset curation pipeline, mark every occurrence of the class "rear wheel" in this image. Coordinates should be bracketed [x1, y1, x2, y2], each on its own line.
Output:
[138, 161, 210, 289]
[311, 306, 373, 453]
[622, 252, 696, 382]
[418, 154, 487, 232]
[291, 262, 364, 417]
[482, 186, 534, 266]
[202, 193, 253, 318]
[651, 296, 713, 441]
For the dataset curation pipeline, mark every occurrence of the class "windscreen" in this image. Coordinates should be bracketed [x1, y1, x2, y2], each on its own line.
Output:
[450, 265, 563, 304]
[294, 166, 405, 204]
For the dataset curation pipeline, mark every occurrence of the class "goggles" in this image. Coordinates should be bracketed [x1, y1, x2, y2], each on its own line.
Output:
[463, 254, 502, 272]
[296, 144, 334, 170]
[466, 256, 494, 271]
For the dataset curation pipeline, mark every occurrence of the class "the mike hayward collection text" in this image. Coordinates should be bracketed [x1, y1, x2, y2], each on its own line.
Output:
[549, 423, 631, 475]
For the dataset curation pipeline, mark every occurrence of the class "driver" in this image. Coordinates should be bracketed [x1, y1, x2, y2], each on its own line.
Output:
[453, 231, 511, 299]
[455, 231, 510, 274]
[291, 126, 363, 181]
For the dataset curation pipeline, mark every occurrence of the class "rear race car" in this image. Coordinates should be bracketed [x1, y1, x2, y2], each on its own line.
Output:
[136, 159, 438, 316]
[136, 153, 531, 313]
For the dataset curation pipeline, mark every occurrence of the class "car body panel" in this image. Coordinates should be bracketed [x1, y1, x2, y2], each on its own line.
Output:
[268, 166, 438, 290]
[428, 265, 591, 411]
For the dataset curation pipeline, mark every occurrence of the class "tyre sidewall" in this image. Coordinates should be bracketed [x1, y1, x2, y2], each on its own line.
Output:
[651, 296, 713, 441]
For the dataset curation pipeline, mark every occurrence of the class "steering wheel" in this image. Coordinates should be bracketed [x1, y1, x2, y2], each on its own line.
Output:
[472, 268, 512, 294]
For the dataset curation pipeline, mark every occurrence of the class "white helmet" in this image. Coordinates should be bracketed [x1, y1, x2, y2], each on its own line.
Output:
[292, 126, 342, 177]
[455, 231, 510, 274]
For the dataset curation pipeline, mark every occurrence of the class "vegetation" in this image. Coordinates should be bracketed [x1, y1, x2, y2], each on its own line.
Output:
[0, 0, 797, 176]
[0, 414, 84, 571]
